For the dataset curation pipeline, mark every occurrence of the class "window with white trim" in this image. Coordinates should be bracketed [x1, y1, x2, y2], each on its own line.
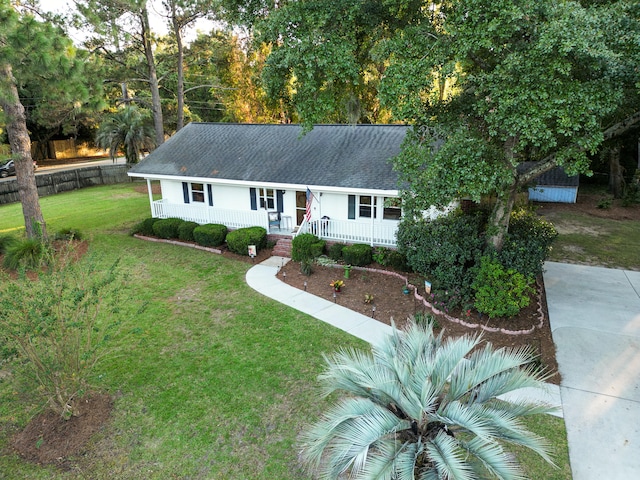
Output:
[383, 197, 402, 220]
[191, 183, 205, 203]
[359, 196, 377, 218]
[259, 188, 275, 209]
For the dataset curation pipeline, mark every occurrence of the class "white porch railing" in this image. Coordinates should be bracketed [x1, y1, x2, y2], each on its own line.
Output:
[151, 200, 398, 246]
[152, 199, 269, 230]
[297, 218, 398, 247]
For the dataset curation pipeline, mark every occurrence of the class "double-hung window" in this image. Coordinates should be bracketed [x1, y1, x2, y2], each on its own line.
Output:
[358, 196, 377, 218]
[259, 188, 275, 210]
[191, 183, 205, 203]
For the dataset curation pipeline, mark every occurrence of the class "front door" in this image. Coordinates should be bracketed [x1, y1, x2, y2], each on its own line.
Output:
[296, 190, 306, 225]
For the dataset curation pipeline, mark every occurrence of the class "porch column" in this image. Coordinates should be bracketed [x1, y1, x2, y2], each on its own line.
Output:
[146, 179, 154, 216]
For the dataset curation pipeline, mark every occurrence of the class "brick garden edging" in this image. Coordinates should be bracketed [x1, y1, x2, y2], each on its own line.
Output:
[332, 264, 546, 336]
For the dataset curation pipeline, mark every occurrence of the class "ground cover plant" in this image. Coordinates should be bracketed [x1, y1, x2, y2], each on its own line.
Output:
[0, 184, 570, 478]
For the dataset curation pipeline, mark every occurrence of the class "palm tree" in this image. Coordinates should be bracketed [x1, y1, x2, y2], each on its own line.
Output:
[95, 106, 156, 164]
[299, 319, 556, 479]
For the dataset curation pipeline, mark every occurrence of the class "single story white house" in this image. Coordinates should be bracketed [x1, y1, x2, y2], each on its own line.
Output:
[128, 123, 411, 246]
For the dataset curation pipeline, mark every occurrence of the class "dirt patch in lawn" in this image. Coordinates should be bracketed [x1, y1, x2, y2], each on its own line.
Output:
[9, 394, 113, 469]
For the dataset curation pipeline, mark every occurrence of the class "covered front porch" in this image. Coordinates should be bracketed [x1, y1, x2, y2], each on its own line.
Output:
[150, 199, 398, 247]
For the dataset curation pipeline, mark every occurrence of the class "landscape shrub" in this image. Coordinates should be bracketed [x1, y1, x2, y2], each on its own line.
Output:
[328, 242, 345, 261]
[397, 212, 484, 301]
[152, 217, 184, 239]
[472, 256, 534, 318]
[292, 233, 326, 262]
[498, 208, 558, 280]
[226, 226, 267, 255]
[342, 243, 372, 266]
[0, 255, 126, 419]
[0, 234, 17, 254]
[131, 217, 159, 236]
[373, 246, 408, 271]
[54, 228, 84, 241]
[178, 221, 200, 242]
[2, 238, 49, 270]
[193, 223, 227, 247]
[301, 258, 313, 275]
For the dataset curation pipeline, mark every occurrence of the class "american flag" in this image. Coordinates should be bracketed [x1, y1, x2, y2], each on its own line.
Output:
[305, 187, 312, 222]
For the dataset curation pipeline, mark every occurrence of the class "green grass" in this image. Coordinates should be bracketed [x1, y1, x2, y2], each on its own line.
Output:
[545, 210, 640, 270]
[0, 184, 571, 478]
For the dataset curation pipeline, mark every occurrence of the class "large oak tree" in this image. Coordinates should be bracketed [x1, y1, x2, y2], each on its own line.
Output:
[257, 0, 640, 249]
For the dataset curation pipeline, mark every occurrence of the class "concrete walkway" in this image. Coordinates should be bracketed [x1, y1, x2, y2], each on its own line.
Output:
[246, 256, 561, 412]
[543, 262, 640, 480]
[248, 258, 640, 478]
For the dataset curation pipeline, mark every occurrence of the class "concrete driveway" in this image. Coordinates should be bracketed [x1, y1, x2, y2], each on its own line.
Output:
[543, 262, 640, 479]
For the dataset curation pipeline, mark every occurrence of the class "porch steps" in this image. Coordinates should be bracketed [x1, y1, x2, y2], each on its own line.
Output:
[272, 238, 292, 257]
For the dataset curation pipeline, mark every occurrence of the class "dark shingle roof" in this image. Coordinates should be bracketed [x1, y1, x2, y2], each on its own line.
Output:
[519, 162, 580, 187]
[128, 123, 409, 191]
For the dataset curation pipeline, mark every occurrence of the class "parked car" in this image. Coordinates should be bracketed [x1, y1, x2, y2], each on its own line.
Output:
[0, 159, 38, 178]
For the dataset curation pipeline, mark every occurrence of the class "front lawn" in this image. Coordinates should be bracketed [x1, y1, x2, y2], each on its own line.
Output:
[0, 184, 570, 479]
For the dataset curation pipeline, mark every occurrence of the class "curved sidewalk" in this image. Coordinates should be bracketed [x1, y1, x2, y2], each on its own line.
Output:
[246, 256, 562, 416]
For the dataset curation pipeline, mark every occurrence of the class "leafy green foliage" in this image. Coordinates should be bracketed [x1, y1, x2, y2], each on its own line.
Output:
[0, 184, 571, 478]
[226, 226, 267, 255]
[341, 243, 372, 267]
[472, 256, 534, 318]
[131, 217, 160, 236]
[152, 217, 185, 239]
[397, 212, 485, 301]
[193, 223, 228, 247]
[177, 221, 199, 242]
[498, 208, 558, 280]
[372, 246, 408, 271]
[299, 319, 555, 479]
[95, 106, 156, 164]
[291, 233, 326, 262]
[0, 249, 127, 419]
[258, 0, 640, 248]
[327, 242, 345, 261]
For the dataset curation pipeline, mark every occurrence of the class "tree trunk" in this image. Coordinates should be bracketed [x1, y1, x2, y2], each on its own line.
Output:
[140, 8, 164, 146]
[608, 145, 625, 198]
[172, 16, 185, 132]
[0, 63, 47, 239]
[486, 182, 518, 252]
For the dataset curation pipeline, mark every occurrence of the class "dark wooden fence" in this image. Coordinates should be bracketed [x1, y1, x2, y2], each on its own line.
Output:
[0, 165, 132, 205]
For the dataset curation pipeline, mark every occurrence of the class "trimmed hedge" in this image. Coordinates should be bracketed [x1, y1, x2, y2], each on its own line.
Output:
[291, 233, 326, 262]
[193, 223, 227, 247]
[226, 226, 267, 255]
[178, 221, 200, 242]
[132, 217, 160, 236]
[152, 218, 184, 239]
[342, 243, 373, 266]
[328, 243, 346, 261]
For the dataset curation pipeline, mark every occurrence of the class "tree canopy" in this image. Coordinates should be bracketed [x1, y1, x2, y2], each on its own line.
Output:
[255, 0, 640, 248]
[1, 0, 101, 238]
